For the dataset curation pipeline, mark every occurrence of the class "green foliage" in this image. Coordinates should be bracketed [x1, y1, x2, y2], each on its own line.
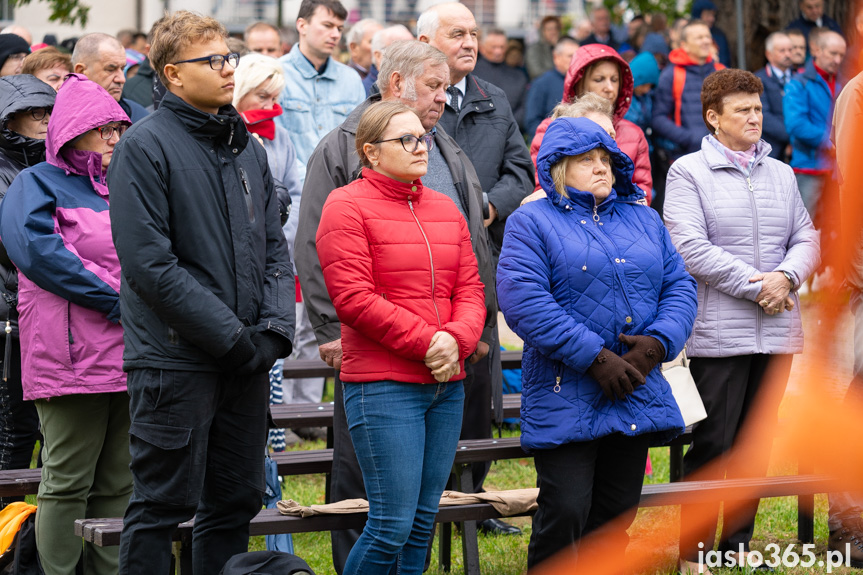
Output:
[599, 0, 691, 23]
[10, 0, 90, 27]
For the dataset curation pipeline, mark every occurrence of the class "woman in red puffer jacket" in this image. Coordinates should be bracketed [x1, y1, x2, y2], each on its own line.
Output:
[530, 44, 653, 201]
[316, 101, 486, 575]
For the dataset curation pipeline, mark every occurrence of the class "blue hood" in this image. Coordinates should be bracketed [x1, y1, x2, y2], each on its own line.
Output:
[536, 117, 643, 205]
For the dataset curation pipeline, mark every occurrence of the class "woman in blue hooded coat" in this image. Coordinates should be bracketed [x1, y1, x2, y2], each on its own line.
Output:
[497, 116, 697, 569]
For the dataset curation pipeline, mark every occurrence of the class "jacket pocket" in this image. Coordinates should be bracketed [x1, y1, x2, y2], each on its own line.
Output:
[128, 421, 195, 506]
[238, 167, 256, 223]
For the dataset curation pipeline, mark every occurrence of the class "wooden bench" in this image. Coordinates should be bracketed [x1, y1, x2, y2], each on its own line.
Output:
[75, 474, 840, 575]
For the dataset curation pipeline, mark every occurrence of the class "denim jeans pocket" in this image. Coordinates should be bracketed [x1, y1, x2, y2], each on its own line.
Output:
[129, 421, 195, 506]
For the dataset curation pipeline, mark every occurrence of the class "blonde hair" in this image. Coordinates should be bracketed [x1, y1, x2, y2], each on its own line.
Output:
[551, 92, 613, 121]
[149, 11, 228, 85]
[232, 52, 286, 108]
[355, 101, 415, 168]
[550, 155, 574, 198]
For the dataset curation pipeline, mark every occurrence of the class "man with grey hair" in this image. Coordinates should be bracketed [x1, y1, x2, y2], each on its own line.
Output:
[297, 39, 496, 573]
[419, 1, 532, 536]
[346, 18, 382, 80]
[73, 33, 148, 122]
[362, 24, 413, 95]
[755, 31, 794, 161]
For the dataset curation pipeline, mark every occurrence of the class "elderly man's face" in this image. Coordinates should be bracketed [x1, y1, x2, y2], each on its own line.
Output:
[480, 33, 507, 64]
[399, 62, 449, 131]
[591, 9, 611, 35]
[766, 35, 793, 70]
[425, 5, 478, 82]
[800, 0, 824, 22]
[814, 33, 846, 76]
[78, 44, 126, 101]
[247, 27, 283, 58]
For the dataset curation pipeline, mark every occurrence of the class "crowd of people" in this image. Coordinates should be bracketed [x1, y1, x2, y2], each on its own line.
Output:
[0, 0, 857, 573]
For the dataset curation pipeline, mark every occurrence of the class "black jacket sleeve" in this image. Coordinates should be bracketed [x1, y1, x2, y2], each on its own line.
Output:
[109, 135, 246, 357]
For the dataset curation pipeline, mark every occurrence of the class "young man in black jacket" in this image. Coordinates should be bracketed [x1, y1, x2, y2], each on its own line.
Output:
[107, 11, 295, 575]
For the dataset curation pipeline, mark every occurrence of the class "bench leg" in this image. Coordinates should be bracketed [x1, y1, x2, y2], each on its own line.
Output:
[669, 445, 684, 483]
[457, 465, 482, 575]
[172, 535, 193, 575]
[797, 459, 815, 543]
[439, 521, 452, 572]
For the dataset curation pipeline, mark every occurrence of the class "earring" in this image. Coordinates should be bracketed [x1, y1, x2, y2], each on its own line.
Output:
[373, 161, 379, 167]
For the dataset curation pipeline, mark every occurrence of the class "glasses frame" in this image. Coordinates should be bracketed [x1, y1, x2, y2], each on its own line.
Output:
[28, 108, 51, 121]
[171, 52, 241, 71]
[373, 133, 435, 153]
[95, 124, 127, 141]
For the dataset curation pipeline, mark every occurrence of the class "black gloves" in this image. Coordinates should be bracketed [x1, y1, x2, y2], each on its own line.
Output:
[586, 347, 645, 401]
[216, 328, 255, 372]
[618, 334, 666, 378]
[235, 330, 292, 376]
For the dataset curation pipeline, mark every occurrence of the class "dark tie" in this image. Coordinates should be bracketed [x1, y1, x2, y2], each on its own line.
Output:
[447, 86, 460, 112]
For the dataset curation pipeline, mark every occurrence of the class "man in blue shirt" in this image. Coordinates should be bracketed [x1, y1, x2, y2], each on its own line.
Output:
[276, 0, 365, 183]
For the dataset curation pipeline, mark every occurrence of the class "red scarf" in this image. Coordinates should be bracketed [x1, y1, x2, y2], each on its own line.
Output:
[240, 102, 282, 140]
[813, 62, 837, 97]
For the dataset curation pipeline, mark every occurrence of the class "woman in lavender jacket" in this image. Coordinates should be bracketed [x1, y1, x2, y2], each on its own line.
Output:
[664, 69, 819, 575]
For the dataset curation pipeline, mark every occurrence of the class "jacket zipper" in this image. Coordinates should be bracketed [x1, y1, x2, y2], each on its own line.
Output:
[553, 362, 563, 393]
[408, 199, 442, 328]
[239, 167, 255, 222]
[590, 203, 635, 324]
[746, 174, 763, 352]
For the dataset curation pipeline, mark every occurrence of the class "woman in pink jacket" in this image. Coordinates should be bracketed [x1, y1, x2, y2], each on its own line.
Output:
[0, 74, 131, 575]
[530, 44, 653, 201]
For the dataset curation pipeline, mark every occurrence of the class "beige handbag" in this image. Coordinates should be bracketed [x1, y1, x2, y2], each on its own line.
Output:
[662, 349, 707, 427]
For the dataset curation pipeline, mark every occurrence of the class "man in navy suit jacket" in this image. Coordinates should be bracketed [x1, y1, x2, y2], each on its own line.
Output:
[754, 31, 794, 162]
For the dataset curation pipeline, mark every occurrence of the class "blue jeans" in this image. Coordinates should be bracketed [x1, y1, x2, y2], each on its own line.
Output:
[342, 380, 464, 575]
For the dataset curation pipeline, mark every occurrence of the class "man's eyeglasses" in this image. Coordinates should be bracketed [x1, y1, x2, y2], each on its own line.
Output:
[95, 124, 127, 140]
[172, 53, 241, 71]
[27, 108, 50, 121]
[373, 133, 435, 153]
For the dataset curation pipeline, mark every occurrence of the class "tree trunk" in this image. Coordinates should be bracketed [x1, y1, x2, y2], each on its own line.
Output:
[712, 0, 849, 70]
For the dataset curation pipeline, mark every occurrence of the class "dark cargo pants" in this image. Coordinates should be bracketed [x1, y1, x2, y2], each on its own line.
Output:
[119, 368, 268, 575]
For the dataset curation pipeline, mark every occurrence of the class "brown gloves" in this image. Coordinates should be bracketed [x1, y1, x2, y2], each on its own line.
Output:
[618, 334, 666, 377]
[587, 348, 645, 401]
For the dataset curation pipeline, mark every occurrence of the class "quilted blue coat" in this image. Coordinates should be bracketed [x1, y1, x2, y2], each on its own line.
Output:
[497, 118, 697, 452]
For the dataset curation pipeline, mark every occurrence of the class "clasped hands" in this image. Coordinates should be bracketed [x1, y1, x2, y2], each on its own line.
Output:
[587, 334, 665, 402]
[750, 271, 794, 316]
[424, 331, 461, 383]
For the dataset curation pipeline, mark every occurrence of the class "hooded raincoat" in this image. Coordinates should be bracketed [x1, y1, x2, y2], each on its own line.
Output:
[0, 73, 130, 400]
[530, 44, 653, 199]
[498, 117, 697, 452]
[0, 75, 56, 332]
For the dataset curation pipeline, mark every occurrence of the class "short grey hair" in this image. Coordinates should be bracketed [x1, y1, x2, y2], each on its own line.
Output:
[377, 40, 447, 96]
[347, 18, 381, 46]
[371, 24, 413, 56]
[232, 52, 286, 107]
[553, 36, 578, 55]
[764, 31, 789, 53]
[416, 9, 440, 39]
[72, 32, 123, 65]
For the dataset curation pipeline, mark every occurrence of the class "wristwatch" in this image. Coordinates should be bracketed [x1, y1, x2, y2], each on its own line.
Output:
[781, 270, 795, 289]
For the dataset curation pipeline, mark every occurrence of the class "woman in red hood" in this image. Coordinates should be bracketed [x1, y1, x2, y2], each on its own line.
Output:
[530, 44, 652, 202]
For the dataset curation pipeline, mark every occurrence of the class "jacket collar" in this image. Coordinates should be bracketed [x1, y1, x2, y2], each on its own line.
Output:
[284, 44, 341, 81]
[343, 95, 380, 135]
[462, 74, 491, 106]
[360, 166, 424, 203]
[161, 92, 248, 149]
[699, 135, 772, 169]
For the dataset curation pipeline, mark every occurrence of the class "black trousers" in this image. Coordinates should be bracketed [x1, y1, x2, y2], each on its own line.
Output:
[679, 354, 792, 561]
[527, 433, 651, 570]
[0, 337, 40, 507]
[119, 368, 269, 575]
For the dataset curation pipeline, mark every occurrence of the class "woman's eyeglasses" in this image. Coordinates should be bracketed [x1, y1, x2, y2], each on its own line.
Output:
[28, 108, 50, 121]
[172, 53, 241, 71]
[373, 133, 435, 153]
[95, 124, 127, 140]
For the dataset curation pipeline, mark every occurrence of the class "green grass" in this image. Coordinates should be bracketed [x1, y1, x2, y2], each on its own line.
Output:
[256, 415, 858, 574]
